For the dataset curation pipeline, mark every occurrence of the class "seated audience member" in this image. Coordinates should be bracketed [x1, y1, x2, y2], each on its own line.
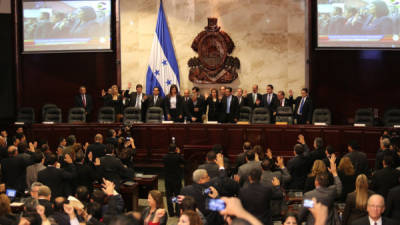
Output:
[370, 155, 400, 199]
[220, 87, 239, 123]
[351, 194, 397, 225]
[1, 145, 34, 193]
[282, 212, 299, 225]
[238, 150, 262, 187]
[0, 194, 17, 225]
[385, 180, 400, 223]
[37, 153, 76, 198]
[299, 155, 342, 225]
[288, 88, 313, 124]
[95, 144, 134, 187]
[104, 84, 124, 122]
[179, 196, 207, 225]
[246, 84, 262, 109]
[29, 182, 43, 199]
[37, 185, 54, 217]
[344, 140, 369, 176]
[164, 84, 184, 122]
[304, 160, 329, 192]
[337, 157, 357, 202]
[163, 143, 184, 217]
[87, 133, 107, 160]
[342, 174, 374, 225]
[141, 190, 167, 225]
[239, 168, 283, 225]
[74, 86, 93, 118]
[287, 143, 309, 190]
[178, 210, 203, 225]
[198, 151, 220, 179]
[26, 151, 46, 188]
[206, 88, 221, 122]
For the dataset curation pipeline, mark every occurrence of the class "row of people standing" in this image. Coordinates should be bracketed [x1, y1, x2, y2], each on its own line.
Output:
[100, 83, 314, 124]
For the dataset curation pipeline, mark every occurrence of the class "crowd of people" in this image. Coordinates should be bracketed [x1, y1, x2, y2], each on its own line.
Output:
[318, 0, 398, 36]
[0, 125, 399, 225]
[76, 84, 313, 124]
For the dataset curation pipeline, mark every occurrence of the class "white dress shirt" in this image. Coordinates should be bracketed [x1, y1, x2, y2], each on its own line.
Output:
[170, 96, 177, 109]
[369, 216, 382, 225]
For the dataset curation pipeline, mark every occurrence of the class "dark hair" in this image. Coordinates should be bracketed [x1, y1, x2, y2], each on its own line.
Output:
[253, 145, 264, 161]
[153, 87, 160, 91]
[249, 168, 261, 182]
[192, 87, 200, 92]
[136, 84, 143, 89]
[315, 172, 329, 187]
[267, 84, 274, 89]
[348, 140, 360, 151]
[372, 0, 389, 18]
[210, 88, 218, 98]
[75, 150, 85, 162]
[282, 212, 299, 224]
[32, 152, 44, 164]
[168, 143, 177, 153]
[107, 129, 115, 138]
[243, 142, 252, 151]
[170, 84, 178, 95]
[105, 143, 115, 154]
[45, 154, 57, 166]
[16, 133, 25, 140]
[206, 151, 216, 161]
[278, 90, 285, 96]
[314, 137, 324, 148]
[17, 142, 28, 154]
[261, 159, 272, 171]
[181, 210, 202, 225]
[76, 186, 89, 203]
[294, 144, 304, 155]
[180, 196, 197, 211]
[232, 218, 252, 225]
[212, 144, 224, 154]
[246, 150, 255, 161]
[66, 135, 76, 146]
[326, 145, 335, 155]
[92, 189, 106, 204]
[301, 88, 308, 93]
[58, 137, 66, 144]
[225, 87, 232, 93]
[383, 155, 394, 168]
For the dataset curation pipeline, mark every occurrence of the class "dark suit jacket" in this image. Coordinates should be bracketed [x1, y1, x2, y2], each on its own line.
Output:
[370, 167, 400, 198]
[96, 155, 134, 186]
[277, 98, 293, 108]
[287, 154, 309, 190]
[291, 96, 313, 124]
[343, 190, 374, 225]
[146, 95, 163, 108]
[351, 216, 397, 225]
[206, 97, 221, 121]
[74, 162, 97, 192]
[245, 93, 262, 109]
[1, 155, 34, 192]
[239, 183, 283, 225]
[127, 92, 146, 108]
[74, 94, 93, 114]
[220, 95, 239, 123]
[344, 151, 369, 175]
[299, 176, 342, 225]
[37, 164, 76, 197]
[237, 96, 246, 108]
[198, 162, 220, 179]
[187, 98, 206, 122]
[164, 95, 184, 119]
[386, 185, 400, 222]
[261, 93, 279, 114]
[87, 142, 106, 160]
[163, 152, 184, 183]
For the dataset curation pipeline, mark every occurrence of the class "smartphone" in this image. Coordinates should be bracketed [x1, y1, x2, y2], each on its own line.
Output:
[303, 199, 314, 208]
[206, 199, 226, 211]
[126, 137, 131, 141]
[203, 188, 211, 195]
[171, 197, 178, 203]
[6, 189, 16, 198]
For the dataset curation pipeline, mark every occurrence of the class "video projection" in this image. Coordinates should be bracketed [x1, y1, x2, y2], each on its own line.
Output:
[23, 0, 111, 52]
[318, 0, 400, 48]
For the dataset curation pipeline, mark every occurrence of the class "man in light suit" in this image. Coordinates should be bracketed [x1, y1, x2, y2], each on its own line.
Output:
[74, 86, 93, 119]
[126, 84, 147, 122]
[299, 155, 342, 225]
[352, 194, 397, 225]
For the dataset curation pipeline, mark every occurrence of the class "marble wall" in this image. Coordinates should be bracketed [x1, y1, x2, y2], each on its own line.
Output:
[120, 0, 306, 95]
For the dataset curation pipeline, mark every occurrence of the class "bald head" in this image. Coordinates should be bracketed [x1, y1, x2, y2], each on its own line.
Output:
[8, 146, 17, 157]
[95, 134, 103, 143]
[367, 194, 385, 221]
[183, 89, 190, 98]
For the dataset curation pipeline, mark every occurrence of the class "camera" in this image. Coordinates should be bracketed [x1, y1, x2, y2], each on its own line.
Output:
[203, 188, 211, 195]
[206, 199, 226, 211]
[303, 199, 314, 208]
[6, 189, 16, 199]
[171, 197, 178, 203]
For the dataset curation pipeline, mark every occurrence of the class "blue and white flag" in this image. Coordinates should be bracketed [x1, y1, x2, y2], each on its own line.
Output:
[146, 0, 180, 97]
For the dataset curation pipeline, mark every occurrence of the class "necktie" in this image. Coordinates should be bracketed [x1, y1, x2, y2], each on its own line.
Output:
[154, 96, 158, 104]
[267, 94, 271, 105]
[226, 96, 231, 114]
[82, 95, 86, 107]
[239, 97, 241, 104]
[136, 94, 141, 109]
[299, 98, 305, 114]
[374, 222, 377, 225]
[253, 94, 256, 104]
[281, 99, 283, 107]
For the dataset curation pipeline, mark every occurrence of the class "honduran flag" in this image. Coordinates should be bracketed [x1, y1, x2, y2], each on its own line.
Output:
[145, 0, 180, 97]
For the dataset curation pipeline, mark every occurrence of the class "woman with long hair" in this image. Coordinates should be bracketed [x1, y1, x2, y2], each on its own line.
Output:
[141, 190, 167, 225]
[342, 174, 374, 225]
[104, 84, 124, 122]
[206, 88, 220, 122]
[304, 160, 328, 192]
[337, 157, 357, 202]
[178, 210, 203, 225]
[164, 84, 184, 122]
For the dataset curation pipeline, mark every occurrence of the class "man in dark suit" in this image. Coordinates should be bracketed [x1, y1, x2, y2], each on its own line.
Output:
[182, 89, 192, 120]
[146, 87, 164, 108]
[287, 143, 310, 190]
[370, 155, 400, 199]
[95, 144, 134, 187]
[1, 145, 34, 193]
[163, 143, 184, 217]
[352, 194, 397, 225]
[126, 84, 147, 122]
[37, 154, 76, 198]
[198, 151, 220, 179]
[375, 138, 398, 170]
[344, 140, 369, 175]
[74, 150, 97, 194]
[186, 90, 206, 123]
[289, 88, 313, 124]
[262, 84, 279, 121]
[235, 141, 252, 172]
[86, 134, 107, 160]
[276, 90, 292, 108]
[385, 183, 400, 223]
[245, 85, 262, 109]
[74, 86, 93, 119]
[220, 87, 239, 123]
[236, 88, 246, 108]
[240, 168, 283, 225]
[299, 157, 342, 225]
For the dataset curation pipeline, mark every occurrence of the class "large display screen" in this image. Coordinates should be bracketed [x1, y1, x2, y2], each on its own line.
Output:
[318, 0, 400, 48]
[23, 0, 111, 52]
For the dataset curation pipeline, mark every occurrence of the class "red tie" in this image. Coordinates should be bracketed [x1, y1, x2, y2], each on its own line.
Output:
[82, 95, 86, 107]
